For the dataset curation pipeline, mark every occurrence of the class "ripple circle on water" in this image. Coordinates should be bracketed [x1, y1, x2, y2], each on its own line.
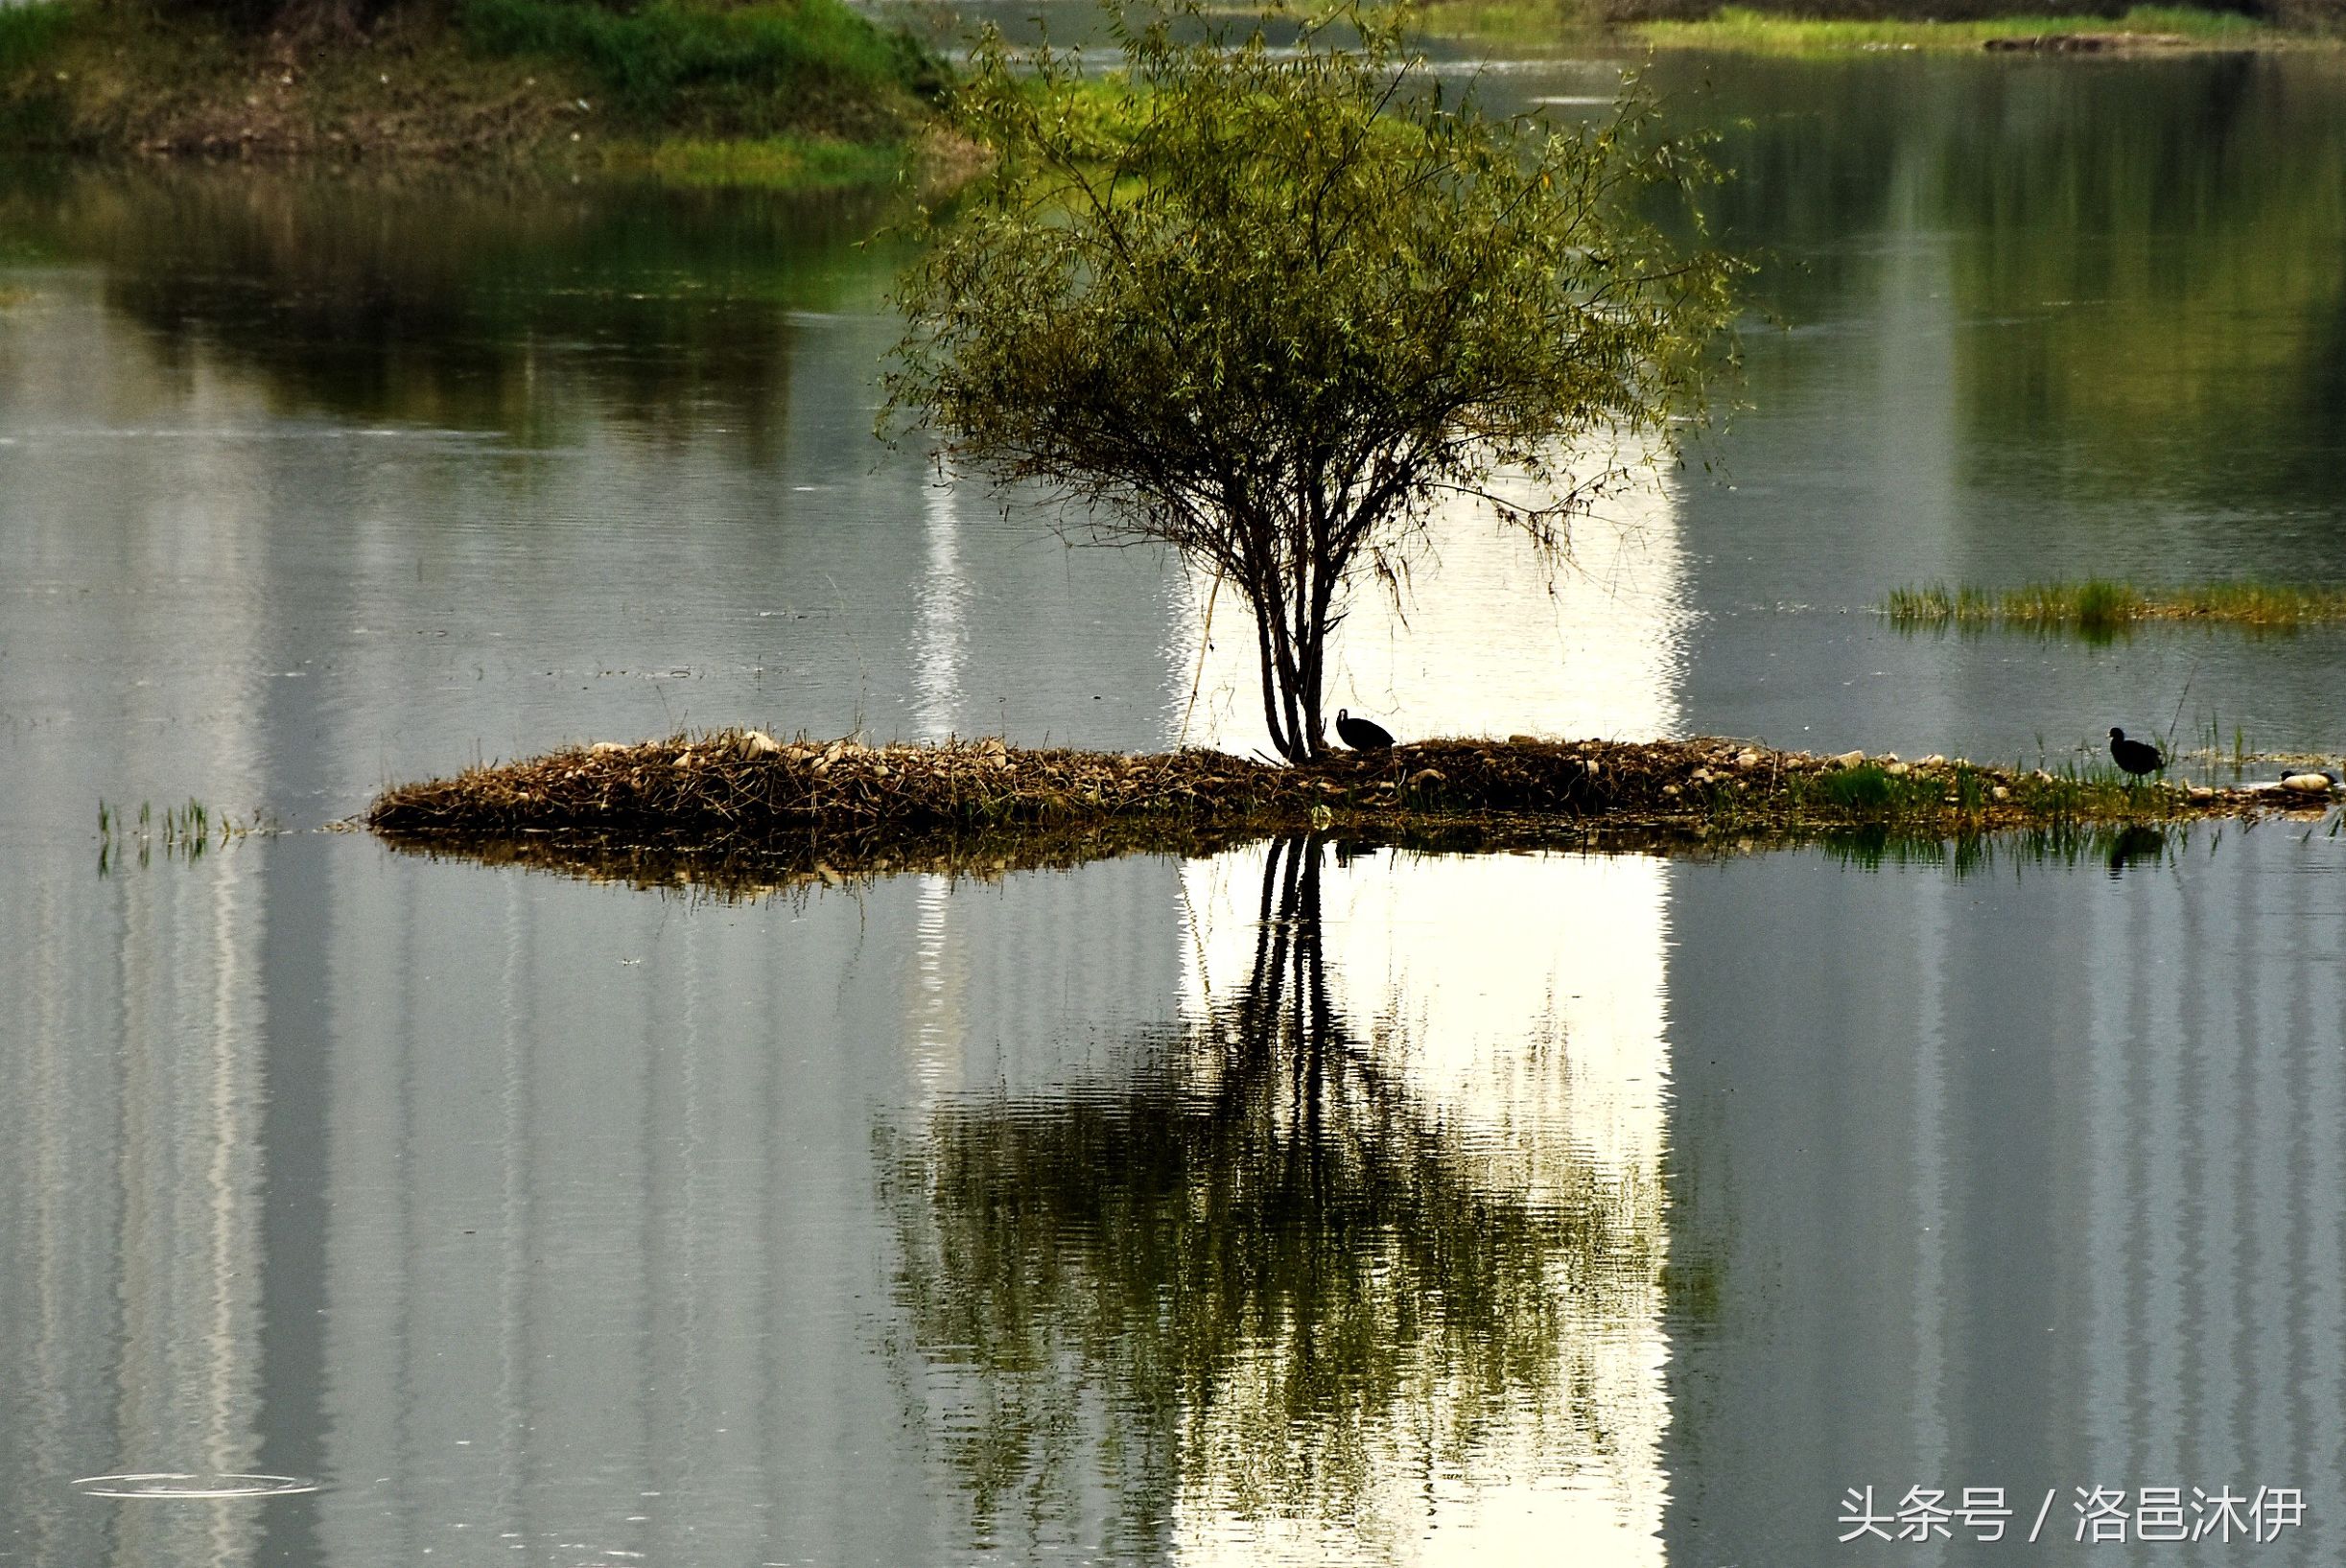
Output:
[70, 1472, 320, 1500]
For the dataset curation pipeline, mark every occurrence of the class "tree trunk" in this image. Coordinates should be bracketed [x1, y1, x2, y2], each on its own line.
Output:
[1243, 565, 1340, 764]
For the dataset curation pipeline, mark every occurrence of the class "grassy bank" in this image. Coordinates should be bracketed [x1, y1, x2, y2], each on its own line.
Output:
[366, 730, 2327, 894]
[1885, 578, 2346, 635]
[1414, 0, 2291, 53]
[0, 0, 950, 183]
[1633, 5, 2271, 52]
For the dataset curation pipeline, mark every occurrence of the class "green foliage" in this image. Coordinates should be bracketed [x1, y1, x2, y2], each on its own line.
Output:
[886, 0, 1740, 761]
[459, 0, 942, 126]
[0, 3, 71, 76]
[0, 0, 76, 142]
[1817, 761, 1899, 811]
[608, 133, 904, 188]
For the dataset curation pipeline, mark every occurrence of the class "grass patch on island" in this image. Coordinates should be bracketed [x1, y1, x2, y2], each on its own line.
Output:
[1885, 578, 2346, 637]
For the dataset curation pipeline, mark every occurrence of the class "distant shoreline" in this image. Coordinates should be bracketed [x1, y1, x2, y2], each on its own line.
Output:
[1419, 2, 2316, 56]
[0, 0, 964, 190]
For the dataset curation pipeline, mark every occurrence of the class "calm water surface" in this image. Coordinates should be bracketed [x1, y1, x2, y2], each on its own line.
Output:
[4, 42, 2345, 1568]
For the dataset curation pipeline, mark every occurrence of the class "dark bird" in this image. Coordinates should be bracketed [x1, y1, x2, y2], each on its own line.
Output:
[2108, 727, 2165, 778]
[1335, 709, 1395, 752]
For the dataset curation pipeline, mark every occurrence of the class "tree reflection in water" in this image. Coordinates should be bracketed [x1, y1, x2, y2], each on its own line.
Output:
[884, 835, 1666, 1556]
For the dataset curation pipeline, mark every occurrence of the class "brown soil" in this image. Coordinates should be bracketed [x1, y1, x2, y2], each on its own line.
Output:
[5, 8, 590, 159]
[0, 6, 950, 171]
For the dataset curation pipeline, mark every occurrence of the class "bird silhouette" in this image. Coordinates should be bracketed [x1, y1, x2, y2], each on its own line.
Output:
[2108, 728, 2165, 778]
[1335, 709, 1395, 752]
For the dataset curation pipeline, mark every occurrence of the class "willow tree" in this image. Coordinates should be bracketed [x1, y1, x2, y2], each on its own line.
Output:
[885, 1, 1737, 762]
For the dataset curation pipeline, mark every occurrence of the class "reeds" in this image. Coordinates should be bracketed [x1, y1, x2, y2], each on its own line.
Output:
[1884, 578, 2346, 637]
[96, 798, 262, 872]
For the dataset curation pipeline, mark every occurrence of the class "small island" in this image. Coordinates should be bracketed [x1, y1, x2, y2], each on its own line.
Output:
[364, 729, 2336, 895]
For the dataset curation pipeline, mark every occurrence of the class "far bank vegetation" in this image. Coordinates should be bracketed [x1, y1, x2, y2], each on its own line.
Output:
[0, 0, 947, 170]
[1424, 0, 2335, 46]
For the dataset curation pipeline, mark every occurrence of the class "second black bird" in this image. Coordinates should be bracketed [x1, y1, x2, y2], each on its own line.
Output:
[2109, 727, 2165, 778]
[1335, 709, 1395, 752]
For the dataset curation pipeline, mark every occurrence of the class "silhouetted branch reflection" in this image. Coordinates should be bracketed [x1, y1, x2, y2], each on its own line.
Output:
[884, 835, 1664, 1552]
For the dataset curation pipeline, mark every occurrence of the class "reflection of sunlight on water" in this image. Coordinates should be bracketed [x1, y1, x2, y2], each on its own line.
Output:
[911, 480, 967, 744]
[11, 849, 273, 1568]
[905, 875, 967, 1099]
[1170, 470, 1686, 754]
[1175, 844, 1673, 1566]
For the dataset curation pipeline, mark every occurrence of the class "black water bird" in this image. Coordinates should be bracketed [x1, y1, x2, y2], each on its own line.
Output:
[2108, 727, 2165, 778]
[1335, 709, 1395, 752]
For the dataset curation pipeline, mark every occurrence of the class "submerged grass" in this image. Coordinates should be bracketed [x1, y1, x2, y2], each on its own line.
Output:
[96, 797, 268, 872]
[1631, 5, 2273, 52]
[1884, 578, 2346, 636]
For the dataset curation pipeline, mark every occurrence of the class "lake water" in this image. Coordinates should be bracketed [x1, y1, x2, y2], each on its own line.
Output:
[4, 39, 2346, 1568]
